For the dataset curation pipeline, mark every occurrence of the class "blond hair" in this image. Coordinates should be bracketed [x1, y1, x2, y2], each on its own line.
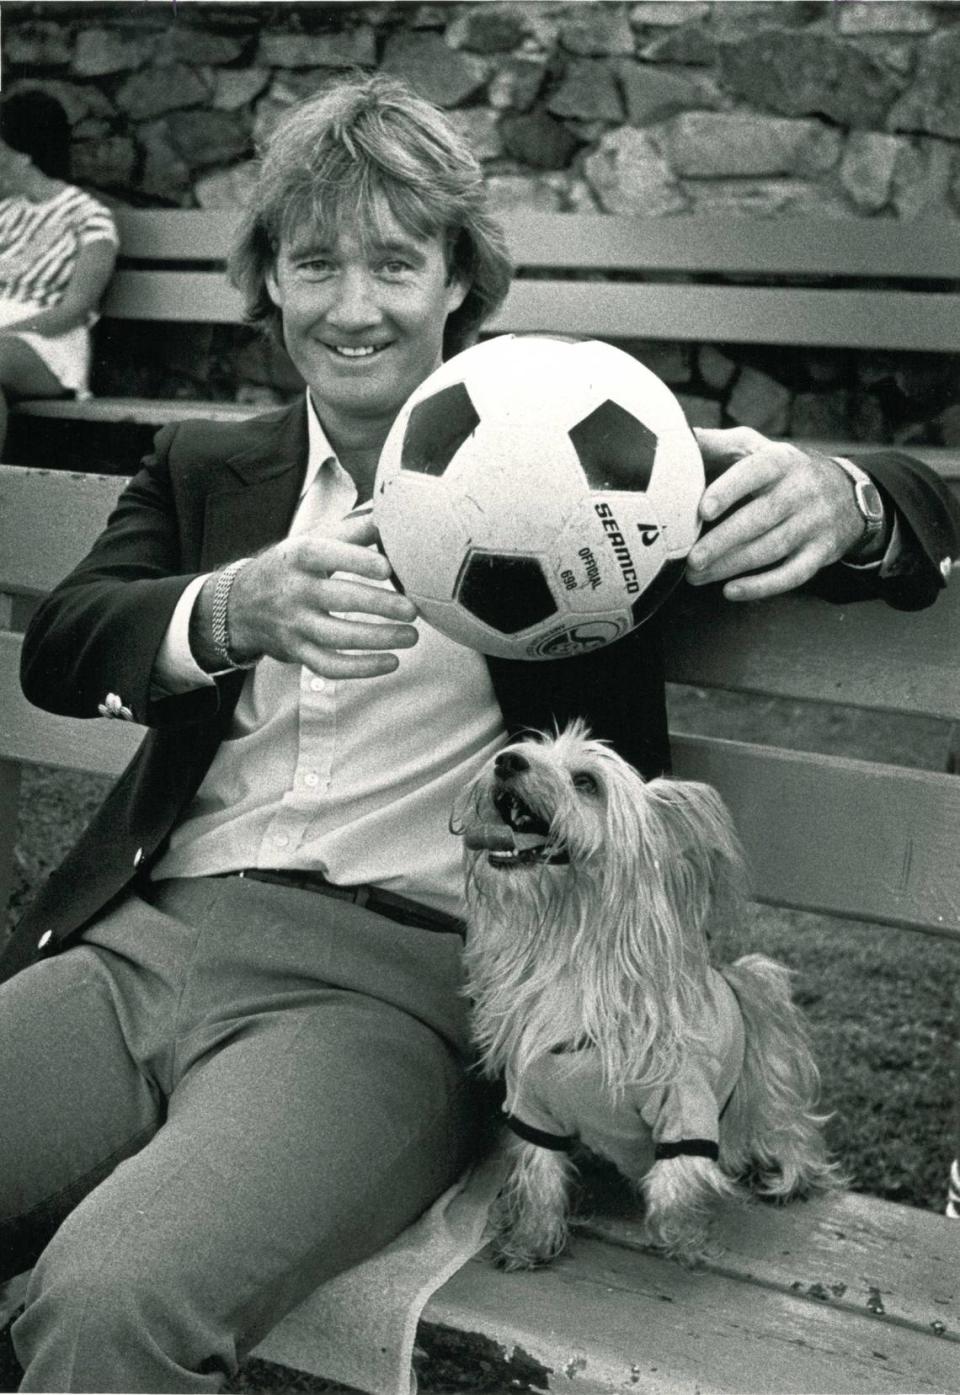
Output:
[229, 72, 512, 359]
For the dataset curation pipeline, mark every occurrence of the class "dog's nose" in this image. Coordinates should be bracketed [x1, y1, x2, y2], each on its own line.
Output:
[495, 750, 529, 777]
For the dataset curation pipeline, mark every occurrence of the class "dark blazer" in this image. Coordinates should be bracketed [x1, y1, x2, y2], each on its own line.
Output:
[5, 403, 957, 984]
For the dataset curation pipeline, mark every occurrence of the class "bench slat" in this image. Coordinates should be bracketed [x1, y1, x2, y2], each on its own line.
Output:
[102, 269, 246, 322]
[0, 468, 127, 596]
[113, 209, 960, 281]
[256, 1212, 958, 1394]
[673, 733, 960, 938]
[0, 634, 142, 775]
[11, 398, 267, 426]
[663, 584, 960, 724]
[3, 624, 956, 936]
[580, 1186, 960, 1342]
[100, 271, 960, 352]
[114, 208, 239, 261]
[1, 467, 957, 724]
[489, 281, 960, 352]
[502, 212, 960, 280]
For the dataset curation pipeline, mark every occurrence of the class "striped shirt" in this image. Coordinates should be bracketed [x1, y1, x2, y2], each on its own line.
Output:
[0, 183, 117, 310]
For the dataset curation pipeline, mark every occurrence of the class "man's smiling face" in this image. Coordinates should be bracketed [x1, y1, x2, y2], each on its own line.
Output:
[266, 202, 468, 431]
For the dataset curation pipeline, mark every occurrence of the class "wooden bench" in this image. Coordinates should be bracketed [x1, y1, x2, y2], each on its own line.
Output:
[1, 456, 958, 1392]
[7, 207, 960, 462]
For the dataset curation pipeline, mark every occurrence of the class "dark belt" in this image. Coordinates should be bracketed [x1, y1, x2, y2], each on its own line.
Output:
[217, 868, 464, 936]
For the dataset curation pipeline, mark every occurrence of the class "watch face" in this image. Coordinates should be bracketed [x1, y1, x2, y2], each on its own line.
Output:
[858, 480, 885, 523]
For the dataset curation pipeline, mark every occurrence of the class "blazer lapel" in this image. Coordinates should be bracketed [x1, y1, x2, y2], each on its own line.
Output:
[201, 403, 309, 569]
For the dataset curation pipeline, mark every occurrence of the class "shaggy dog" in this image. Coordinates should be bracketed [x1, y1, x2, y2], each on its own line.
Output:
[453, 723, 840, 1268]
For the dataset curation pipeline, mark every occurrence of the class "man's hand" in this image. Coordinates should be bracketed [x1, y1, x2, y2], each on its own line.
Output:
[685, 427, 866, 601]
[222, 513, 418, 679]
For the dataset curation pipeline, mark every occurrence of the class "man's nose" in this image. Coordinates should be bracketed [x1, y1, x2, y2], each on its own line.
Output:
[326, 268, 380, 327]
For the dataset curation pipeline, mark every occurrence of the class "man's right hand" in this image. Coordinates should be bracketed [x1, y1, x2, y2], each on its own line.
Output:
[204, 514, 419, 679]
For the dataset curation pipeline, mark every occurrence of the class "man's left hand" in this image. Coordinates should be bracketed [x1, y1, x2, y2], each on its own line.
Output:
[685, 427, 866, 601]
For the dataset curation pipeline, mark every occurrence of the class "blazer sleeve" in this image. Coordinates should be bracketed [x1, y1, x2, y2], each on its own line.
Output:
[20, 428, 221, 729]
[813, 449, 960, 611]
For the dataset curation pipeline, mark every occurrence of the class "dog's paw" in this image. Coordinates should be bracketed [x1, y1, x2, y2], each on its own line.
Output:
[640, 1213, 710, 1266]
[489, 1200, 569, 1271]
[490, 1225, 566, 1271]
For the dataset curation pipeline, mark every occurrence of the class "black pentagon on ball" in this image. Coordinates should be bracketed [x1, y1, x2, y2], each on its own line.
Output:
[401, 382, 480, 476]
[630, 556, 686, 629]
[568, 399, 657, 492]
[456, 550, 558, 634]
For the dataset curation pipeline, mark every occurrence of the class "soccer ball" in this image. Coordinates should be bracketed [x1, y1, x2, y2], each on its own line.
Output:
[373, 334, 704, 661]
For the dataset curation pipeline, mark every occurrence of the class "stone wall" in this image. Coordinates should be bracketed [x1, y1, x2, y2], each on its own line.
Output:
[3, 0, 959, 445]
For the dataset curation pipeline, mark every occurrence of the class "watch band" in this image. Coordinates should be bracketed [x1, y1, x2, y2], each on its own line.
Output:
[210, 557, 255, 670]
[832, 456, 886, 559]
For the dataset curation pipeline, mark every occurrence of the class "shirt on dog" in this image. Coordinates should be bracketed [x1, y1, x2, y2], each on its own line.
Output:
[503, 967, 745, 1176]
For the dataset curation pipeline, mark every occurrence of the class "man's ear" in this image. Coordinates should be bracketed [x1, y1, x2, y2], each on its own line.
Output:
[444, 273, 469, 318]
[265, 265, 282, 308]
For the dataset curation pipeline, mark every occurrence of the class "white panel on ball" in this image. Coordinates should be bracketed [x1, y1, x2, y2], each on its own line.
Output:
[371, 471, 469, 598]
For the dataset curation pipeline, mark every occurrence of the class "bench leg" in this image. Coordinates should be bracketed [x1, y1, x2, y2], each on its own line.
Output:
[948, 722, 960, 775]
[0, 757, 23, 934]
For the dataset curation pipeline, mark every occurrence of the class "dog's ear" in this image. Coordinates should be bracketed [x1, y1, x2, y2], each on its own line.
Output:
[640, 778, 748, 932]
[578, 766, 741, 1084]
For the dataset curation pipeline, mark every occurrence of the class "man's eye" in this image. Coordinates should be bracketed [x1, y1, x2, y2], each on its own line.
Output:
[380, 259, 412, 275]
[572, 772, 598, 794]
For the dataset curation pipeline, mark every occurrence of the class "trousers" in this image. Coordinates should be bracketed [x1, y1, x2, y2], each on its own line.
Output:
[0, 876, 485, 1392]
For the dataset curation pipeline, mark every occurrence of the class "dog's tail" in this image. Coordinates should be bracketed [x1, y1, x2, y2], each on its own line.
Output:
[719, 954, 846, 1197]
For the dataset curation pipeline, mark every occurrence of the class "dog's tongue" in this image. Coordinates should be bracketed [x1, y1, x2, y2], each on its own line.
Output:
[462, 823, 549, 852]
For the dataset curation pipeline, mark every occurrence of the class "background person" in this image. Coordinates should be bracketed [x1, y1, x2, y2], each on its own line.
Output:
[0, 90, 117, 457]
[0, 74, 957, 1395]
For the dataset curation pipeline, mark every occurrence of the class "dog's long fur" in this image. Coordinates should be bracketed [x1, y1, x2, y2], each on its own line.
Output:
[455, 722, 842, 1267]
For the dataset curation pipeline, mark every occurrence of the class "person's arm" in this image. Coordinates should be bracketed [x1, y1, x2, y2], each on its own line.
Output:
[686, 428, 959, 611]
[3, 238, 117, 336]
[21, 439, 420, 726]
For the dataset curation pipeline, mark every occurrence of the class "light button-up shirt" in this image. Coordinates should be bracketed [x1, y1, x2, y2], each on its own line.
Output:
[150, 397, 507, 918]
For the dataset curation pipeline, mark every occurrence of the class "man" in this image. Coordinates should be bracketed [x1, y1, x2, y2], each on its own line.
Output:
[1, 74, 957, 1394]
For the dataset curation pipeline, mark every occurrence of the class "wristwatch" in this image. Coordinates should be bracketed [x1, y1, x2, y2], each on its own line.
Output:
[832, 457, 887, 560]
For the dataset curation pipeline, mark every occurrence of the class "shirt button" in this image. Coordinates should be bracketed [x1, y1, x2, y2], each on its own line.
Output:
[941, 557, 953, 582]
[303, 771, 319, 788]
[274, 834, 290, 848]
[133, 847, 144, 868]
[37, 930, 53, 951]
[310, 677, 325, 693]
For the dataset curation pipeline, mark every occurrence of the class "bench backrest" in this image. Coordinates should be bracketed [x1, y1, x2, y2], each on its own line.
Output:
[2, 461, 958, 940]
[105, 208, 960, 353]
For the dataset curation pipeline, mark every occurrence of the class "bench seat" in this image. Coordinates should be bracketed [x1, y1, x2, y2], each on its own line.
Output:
[253, 1187, 960, 1393]
[13, 397, 265, 427]
[6, 1187, 956, 1392]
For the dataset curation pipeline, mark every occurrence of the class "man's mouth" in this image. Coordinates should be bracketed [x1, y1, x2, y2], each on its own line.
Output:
[329, 344, 388, 359]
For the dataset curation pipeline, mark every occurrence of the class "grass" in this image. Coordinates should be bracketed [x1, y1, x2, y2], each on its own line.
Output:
[4, 693, 958, 1392]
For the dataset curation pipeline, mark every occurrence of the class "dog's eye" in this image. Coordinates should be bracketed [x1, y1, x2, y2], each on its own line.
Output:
[572, 771, 598, 794]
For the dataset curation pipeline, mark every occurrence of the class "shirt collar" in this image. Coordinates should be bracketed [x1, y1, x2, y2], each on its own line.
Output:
[303, 389, 338, 498]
